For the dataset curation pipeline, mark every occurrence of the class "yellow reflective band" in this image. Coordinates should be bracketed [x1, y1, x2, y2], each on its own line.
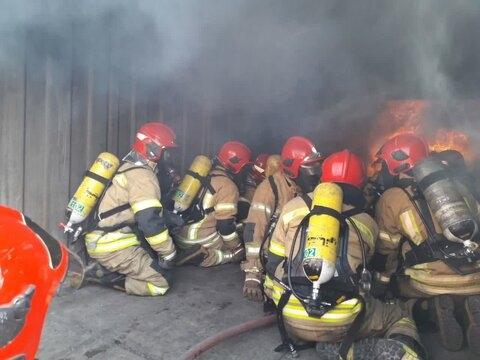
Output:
[269, 239, 286, 257]
[163, 250, 176, 261]
[281, 302, 361, 323]
[146, 229, 170, 245]
[246, 245, 261, 254]
[250, 203, 272, 216]
[131, 199, 162, 214]
[379, 231, 402, 245]
[114, 173, 128, 187]
[215, 249, 224, 263]
[374, 272, 391, 284]
[87, 235, 140, 254]
[222, 231, 238, 242]
[187, 217, 206, 239]
[268, 280, 361, 323]
[350, 218, 375, 250]
[400, 210, 424, 245]
[396, 317, 418, 331]
[282, 207, 309, 226]
[203, 193, 214, 209]
[147, 282, 168, 296]
[214, 203, 237, 213]
[264, 275, 274, 292]
[239, 196, 251, 204]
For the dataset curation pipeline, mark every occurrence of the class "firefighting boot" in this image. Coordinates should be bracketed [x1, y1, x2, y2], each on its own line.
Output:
[431, 295, 463, 351]
[316, 336, 424, 360]
[464, 295, 480, 355]
[84, 260, 126, 292]
[175, 244, 208, 266]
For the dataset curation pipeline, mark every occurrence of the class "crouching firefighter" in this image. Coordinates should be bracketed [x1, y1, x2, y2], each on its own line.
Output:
[63, 122, 179, 296]
[174, 141, 252, 267]
[373, 133, 480, 354]
[242, 137, 322, 302]
[264, 150, 425, 360]
[237, 153, 270, 223]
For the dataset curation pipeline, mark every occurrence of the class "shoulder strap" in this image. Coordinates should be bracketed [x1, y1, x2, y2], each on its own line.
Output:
[116, 165, 149, 175]
[95, 165, 147, 222]
[268, 175, 279, 214]
[300, 193, 312, 209]
[98, 203, 131, 221]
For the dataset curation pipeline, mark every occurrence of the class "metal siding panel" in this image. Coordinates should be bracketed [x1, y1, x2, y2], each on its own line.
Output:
[43, 56, 72, 237]
[0, 45, 25, 210]
[69, 64, 89, 198]
[24, 47, 48, 226]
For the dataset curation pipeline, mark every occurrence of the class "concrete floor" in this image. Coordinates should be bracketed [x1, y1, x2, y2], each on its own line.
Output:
[40, 264, 477, 360]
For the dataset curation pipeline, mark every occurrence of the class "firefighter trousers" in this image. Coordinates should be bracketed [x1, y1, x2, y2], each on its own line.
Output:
[90, 245, 169, 296]
[286, 296, 420, 344]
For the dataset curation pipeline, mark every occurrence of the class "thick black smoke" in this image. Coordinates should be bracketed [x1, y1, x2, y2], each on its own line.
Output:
[1, 0, 480, 156]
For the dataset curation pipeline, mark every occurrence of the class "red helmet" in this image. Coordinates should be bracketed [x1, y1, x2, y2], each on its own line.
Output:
[0, 206, 68, 360]
[250, 153, 269, 184]
[321, 150, 366, 189]
[217, 141, 252, 174]
[281, 136, 322, 179]
[376, 133, 429, 175]
[132, 122, 178, 161]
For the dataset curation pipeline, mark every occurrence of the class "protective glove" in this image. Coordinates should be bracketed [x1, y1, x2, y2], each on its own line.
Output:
[243, 274, 263, 302]
[164, 210, 185, 229]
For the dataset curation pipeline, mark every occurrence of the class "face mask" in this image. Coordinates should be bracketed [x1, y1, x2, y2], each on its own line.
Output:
[374, 161, 397, 192]
[297, 162, 322, 193]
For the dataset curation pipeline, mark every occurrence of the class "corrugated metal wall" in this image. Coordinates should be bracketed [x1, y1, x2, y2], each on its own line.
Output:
[0, 34, 234, 238]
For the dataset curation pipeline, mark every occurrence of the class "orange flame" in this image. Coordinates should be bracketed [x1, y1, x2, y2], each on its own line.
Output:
[369, 100, 474, 175]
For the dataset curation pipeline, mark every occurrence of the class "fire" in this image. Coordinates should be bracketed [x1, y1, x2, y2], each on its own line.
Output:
[369, 100, 474, 175]
[430, 129, 473, 163]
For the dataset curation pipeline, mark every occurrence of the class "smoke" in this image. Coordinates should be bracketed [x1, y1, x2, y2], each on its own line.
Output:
[2, 0, 480, 157]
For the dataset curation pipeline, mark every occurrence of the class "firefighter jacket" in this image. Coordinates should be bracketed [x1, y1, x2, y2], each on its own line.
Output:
[174, 167, 240, 249]
[237, 176, 257, 223]
[375, 185, 480, 296]
[242, 172, 299, 280]
[85, 162, 175, 260]
[264, 194, 378, 341]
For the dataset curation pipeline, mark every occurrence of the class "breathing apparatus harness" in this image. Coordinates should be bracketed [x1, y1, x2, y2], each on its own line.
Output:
[270, 194, 371, 359]
[178, 166, 232, 225]
[398, 177, 480, 275]
[259, 176, 281, 270]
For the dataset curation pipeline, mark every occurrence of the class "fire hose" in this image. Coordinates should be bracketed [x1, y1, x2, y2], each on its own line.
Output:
[180, 314, 276, 360]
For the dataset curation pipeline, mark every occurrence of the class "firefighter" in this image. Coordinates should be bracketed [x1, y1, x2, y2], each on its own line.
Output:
[264, 150, 424, 359]
[237, 153, 270, 223]
[84, 122, 178, 296]
[373, 133, 480, 354]
[242, 137, 322, 302]
[0, 205, 68, 360]
[174, 141, 252, 267]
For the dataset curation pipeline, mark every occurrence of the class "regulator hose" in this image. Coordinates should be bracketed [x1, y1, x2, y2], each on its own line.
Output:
[180, 314, 276, 360]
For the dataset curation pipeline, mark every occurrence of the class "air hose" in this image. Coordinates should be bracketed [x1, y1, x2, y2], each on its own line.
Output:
[180, 314, 276, 360]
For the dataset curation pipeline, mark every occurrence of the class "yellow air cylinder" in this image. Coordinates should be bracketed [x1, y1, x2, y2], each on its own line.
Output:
[172, 155, 212, 213]
[66, 152, 120, 227]
[303, 182, 343, 289]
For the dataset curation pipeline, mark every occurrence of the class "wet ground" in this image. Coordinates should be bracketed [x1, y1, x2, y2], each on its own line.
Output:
[40, 264, 477, 360]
